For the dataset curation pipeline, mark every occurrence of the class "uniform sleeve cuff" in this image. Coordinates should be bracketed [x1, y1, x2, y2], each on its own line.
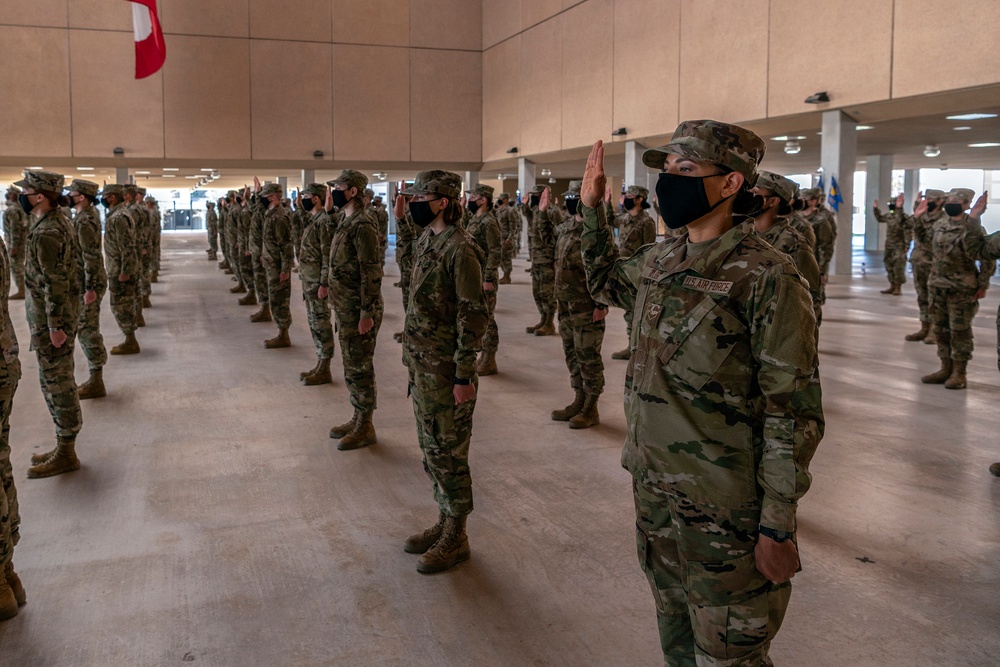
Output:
[759, 498, 797, 533]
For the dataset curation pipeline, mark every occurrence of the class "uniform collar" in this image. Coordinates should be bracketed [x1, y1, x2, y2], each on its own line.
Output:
[654, 222, 749, 279]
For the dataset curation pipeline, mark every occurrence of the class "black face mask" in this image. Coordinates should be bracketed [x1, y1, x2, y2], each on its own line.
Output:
[887, 202, 897, 212]
[408, 200, 439, 228]
[301, 198, 315, 212]
[18, 194, 34, 214]
[926, 201, 938, 213]
[654, 172, 732, 230]
[566, 198, 579, 216]
[791, 198, 805, 211]
[623, 197, 636, 211]
[331, 190, 350, 209]
[944, 203, 965, 217]
[467, 200, 480, 214]
[529, 195, 540, 208]
[236, 197, 243, 205]
[100, 198, 111, 209]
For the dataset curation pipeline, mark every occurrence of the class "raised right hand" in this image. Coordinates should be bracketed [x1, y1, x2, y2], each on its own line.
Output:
[581, 141, 607, 209]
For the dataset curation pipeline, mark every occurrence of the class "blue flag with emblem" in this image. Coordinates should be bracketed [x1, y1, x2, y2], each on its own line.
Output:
[816, 174, 825, 196]
[828, 176, 844, 212]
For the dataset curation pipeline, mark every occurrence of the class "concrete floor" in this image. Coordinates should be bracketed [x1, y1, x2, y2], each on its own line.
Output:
[0, 233, 998, 666]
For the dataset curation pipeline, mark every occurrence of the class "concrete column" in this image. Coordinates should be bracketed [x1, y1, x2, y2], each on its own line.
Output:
[300, 169, 315, 189]
[464, 171, 480, 194]
[624, 141, 647, 190]
[864, 155, 892, 252]
[115, 167, 129, 185]
[277, 176, 288, 197]
[821, 110, 857, 276]
[518, 158, 535, 250]
[903, 169, 918, 214]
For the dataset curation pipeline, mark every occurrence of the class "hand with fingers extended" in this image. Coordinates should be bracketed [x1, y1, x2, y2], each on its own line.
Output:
[971, 191, 989, 219]
[538, 187, 551, 212]
[581, 141, 607, 209]
[394, 194, 406, 219]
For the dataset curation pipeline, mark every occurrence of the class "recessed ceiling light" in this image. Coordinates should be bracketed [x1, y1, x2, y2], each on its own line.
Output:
[77, 167, 94, 171]
[185, 176, 200, 179]
[200, 168, 214, 172]
[969, 142, 1000, 148]
[27, 166, 43, 170]
[163, 168, 180, 172]
[771, 135, 807, 142]
[923, 145, 941, 158]
[856, 125, 874, 131]
[953, 126, 972, 131]
[162, 174, 176, 178]
[136, 171, 151, 175]
[783, 141, 802, 155]
[946, 113, 998, 121]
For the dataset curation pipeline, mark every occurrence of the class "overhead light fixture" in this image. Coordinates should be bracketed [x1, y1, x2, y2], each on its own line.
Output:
[163, 168, 179, 172]
[771, 135, 806, 142]
[507, 147, 518, 154]
[784, 141, 802, 155]
[77, 167, 94, 171]
[27, 166, 43, 170]
[540, 168, 551, 177]
[946, 113, 998, 121]
[200, 168, 214, 172]
[113, 147, 124, 156]
[611, 127, 627, 136]
[969, 142, 1000, 148]
[162, 174, 175, 178]
[313, 150, 324, 159]
[548, 177, 557, 184]
[923, 145, 941, 157]
[856, 125, 874, 131]
[953, 126, 972, 131]
[804, 92, 830, 104]
[497, 174, 505, 180]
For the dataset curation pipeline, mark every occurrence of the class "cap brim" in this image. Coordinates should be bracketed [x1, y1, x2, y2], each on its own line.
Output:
[400, 185, 427, 196]
[12, 179, 28, 189]
[641, 147, 669, 170]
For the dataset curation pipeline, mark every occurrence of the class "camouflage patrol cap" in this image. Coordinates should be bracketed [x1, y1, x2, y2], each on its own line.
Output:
[497, 192, 510, 201]
[144, 196, 156, 203]
[401, 170, 463, 199]
[68, 179, 99, 197]
[14, 170, 64, 194]
[756, 171, 798, 203]
[259, 182, 283, 198]
[800, 187, 822, 200]
[137, 187, 147, 196]
[642, 120, 766, 187]
[563, 180, 583, 197]
[529, 184, 546, 194]
[466, 184, 495, 199]
[364, 188, 375, 199]
[206, 201, 215, 207]
[624, 185, 649, 199]
[5, 185, 19, 196]
[226, 190, 238, 198]
[123, 183, 140, 194]
[948, 188, 975, 203]
[302, 183, 327, 199]
[924, 188, 946, 200]
[327, 169, 368, 193]
[102, 183, 125, 197]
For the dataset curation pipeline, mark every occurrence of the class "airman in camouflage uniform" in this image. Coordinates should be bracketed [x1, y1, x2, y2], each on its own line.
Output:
[610, 185, 657, 360]
[17, 171, 85, 479]
[123, 185, 149, 326]
[2, 188, 26, 300]
[255, 183, 293, 349]
[143, 192, 162, 281]
[248, 190, 271, 322]
[548, 180, 606, 429]
[465, 184, 501, 376]
[524, 185, 559, 336]
[393, 199, 417, 343]
[67, 180, 108, 399]
[297, 183, 335, 385]
[920, 188, 994, 390]
[235, 193, 258, 306]
[400, 170, 487, 574]
[0, 226, 23, 621]
[219, 192, 236, 272]
[367, 190, 389, 273]
[580, 122, 823, 667]
[324, 170, 383, 450]
[205, 202, 219, 261]
[901, 189, 947, 343]
[873, 195, 909, 295]
[102, 185, 140, 355]
[800, 187, 836, 305]
[495, 193, 518, 284]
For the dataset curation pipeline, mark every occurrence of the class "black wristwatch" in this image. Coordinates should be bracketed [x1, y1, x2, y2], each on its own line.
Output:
[758, 526, 793, 543]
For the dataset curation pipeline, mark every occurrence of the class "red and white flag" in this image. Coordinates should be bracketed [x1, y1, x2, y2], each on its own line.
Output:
[128, 0, 166, 79]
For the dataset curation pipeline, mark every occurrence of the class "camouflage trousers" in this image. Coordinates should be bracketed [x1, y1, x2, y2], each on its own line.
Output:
[409, 369, 477, 517]
[302, 288, 334, 360]
[240, 253, 256, 296]
[139, 251, 153, 298]
[912, 261, 931, 323]
[9, 253, 24, 292]
[483, 288, 499, 353]
[930, 286, 979, 362]
[0, 383, 18, 568]
[78, 285, 107, 371]
[399, 254, 414, 313]
[500, 241, 514, 276]
[266, 269, 292, 329]
[207, 222, 219, 252]
[108, 276, 137, 335]
[884, 244, 907, 285]
[252, 253, 268, 306]
[336, 310, 382, 413]
[531, 262, 556, 319]
[29, 323, 82, 438]
[153, 232, 162, 270]
[558, 302, 605, 396]
[633, 475, 790, 667]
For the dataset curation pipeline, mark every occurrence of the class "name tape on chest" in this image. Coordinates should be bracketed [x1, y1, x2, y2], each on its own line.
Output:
[682, 276, 734, 295]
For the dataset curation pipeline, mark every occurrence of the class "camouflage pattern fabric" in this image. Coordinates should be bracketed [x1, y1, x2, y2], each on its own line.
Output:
[762, 218, 823, 323]
[614, 209, 657, 340]
[580, 202, 823, 666]
[147, 203, 162, 270]
[465, 210, 501, 353]
[874, 207, 909, 285]
[290, 208, 304, 264]
[128, 201, 154, 300]
[206, 207, 219, 252]
[104, 202, 139, 335]
[495, 203, 519, 274]
[786, 212, 817, 251]
[555, 216, 605, 396]
[642, 120, 767, 186]
[299, 208, 334, 360]
[971, 230, 1000, 370]
[237, 203, 256, 298]
[25, 209, 82, 439]
[249, 200, 268, 307]
[902, 207, 945, 323]
[372, 204, 389, 270]
[261, 204, 294, 329]
[0, 237, 21, 568]
[396, 209, 417, 312]
[3, 205, 27, 293]
[803, 207, 836, 304]
[530, 208, 559, 321]
[73, 205, 107, 371]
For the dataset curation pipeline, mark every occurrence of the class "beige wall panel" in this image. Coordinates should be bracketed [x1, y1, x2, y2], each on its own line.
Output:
[893, 0, 1000, 97]
[163, 36, 251, 160]
[520, 0, 562, 31]
[70, 30, 164, 158]
[159, 0, 249, 38]
[519, 19, 561, 155]
[333, 45, 409, 162]
[69, 0, 132, 31]
[0, 0, 67, 28]
[250, 0, 331, 42]
[561, 0, 612, 150]
[678, 0, 768, 123]
[331, 0, 409, 47]
[769, 0, 892, 118]
[411, 50, 482, 162]
[613, 0, 680, 141]
[250, 41, 333, 161]
[410, 0, 481, 51]
[482, 35, 521, 162]
[482, 0, 520, 49]
[0, 26, 71, 157]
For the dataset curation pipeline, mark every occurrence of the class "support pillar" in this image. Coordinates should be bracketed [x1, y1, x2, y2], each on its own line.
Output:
[464, 171, 480, 194]
[903, 169, 918, 215]
[821, 110, 857, 277]
[864, 154, 892, 252]
[518, 158, 535, 250]
[277, 176, 288, 197]
[624, 141, 648, 191]
[116, 167, 129, 185]
[301, 169, 315, 189]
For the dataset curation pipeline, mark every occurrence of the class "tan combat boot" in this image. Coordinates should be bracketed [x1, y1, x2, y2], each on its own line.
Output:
[218, 260, 229, 270]
[905, 322, 929, 342]
[944, 360, 968, 390]
[891, 283, 902, 295]
[329, 410, 359, 440]
[924, 328, 937, 345]
[77, 369, 106, 400]
[303, 358, 332, 386]
[300, 359, 321, 381]
[990, 462, 1000, 477]
[249, 304, 272, 323]
[0, 576, 17, 621]
[150, 271, 158, 283]
[475, 351, 497, 376]
[921, 359, 953, 384]
[526, 314, 545, 334]
[569, 394, 600, 429]
[27, 437, 80, 479]
[499, 272, 511, 285]
[142, 295, 152, 308]
[136, 309, 145, 327]
[533, 315, 556, 336]
[30, 446, 57, 465]
[404, 513, 446, 554]
[229, 282, 246, 294]
[393, 331, 403, 343]
[417, 515, 470, 574]
[110, 333, 140, 355]
[551, 389, 585, 421]
[5, 562, 25, 608]
[338, 411, 376, 451]
[611, 348, 631, 360]
[237, 292, 257, 306]
[264, 328, 290, 349]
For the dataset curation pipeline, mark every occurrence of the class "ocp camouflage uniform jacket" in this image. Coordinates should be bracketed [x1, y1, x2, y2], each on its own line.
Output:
[249, 201, 266, 256]
[580, 202, 824, 534]
[465, 210, 501, 284]
[396, 208, 417, 267]
[614, 210, 657, 258]
[874, 208, 910, 250]
[531, 207, 559, 265]
[261, 204, 293, 275]
[928, 213, 994, 292]
[206, 208, 218, 229]
[299, 208, 332, 294]
[236, 203, 251, 255]
[555, 216, 602, 311]
[104, 203, 138, 278]
[128, 202, 151, 257]
[803, 207, 836, 274]
[762, 219, 822, 310]
[73, 205, 107, 292]
[3, 205, 27, 255]
[25, 209, 81, 332]
[0, 239, 20, 388]
[496, 205, 518, 247]
[786, 212, 817, 251]
[902, 207, 945, 268]
[327, 207, 382, 325]
[403, 224, 486, 381]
